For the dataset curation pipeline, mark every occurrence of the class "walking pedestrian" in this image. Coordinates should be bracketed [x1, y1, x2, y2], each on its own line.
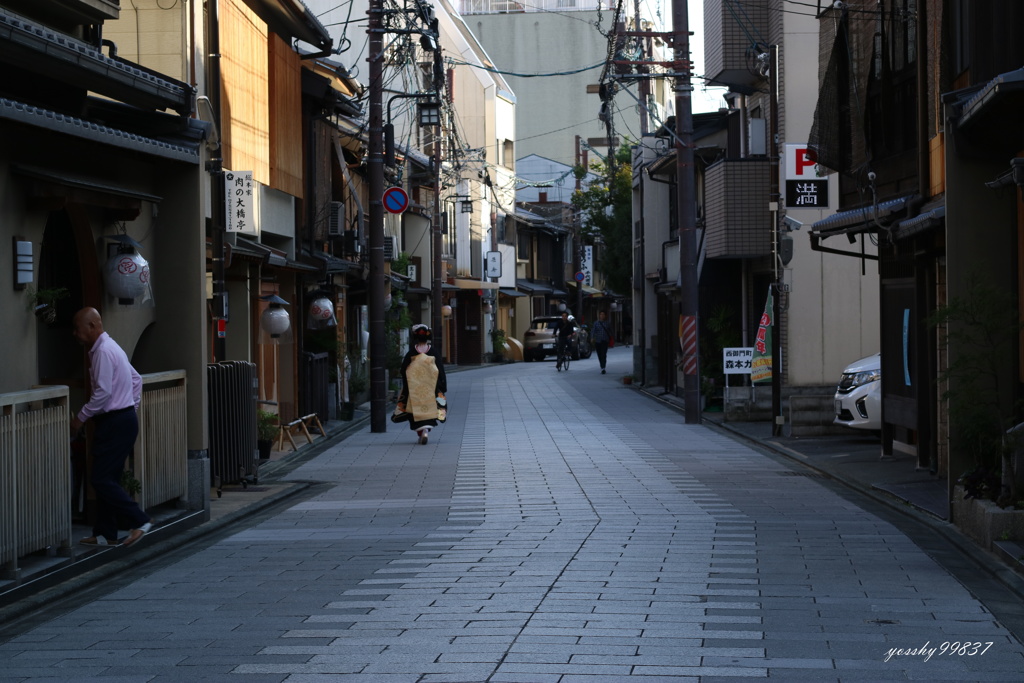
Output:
[70, 307, 152, 547]
[591, 310, 613, 374]
[392, 324, 447, 444]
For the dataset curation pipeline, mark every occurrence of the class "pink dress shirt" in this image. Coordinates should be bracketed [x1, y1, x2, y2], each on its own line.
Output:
[77, 332, 142, 423]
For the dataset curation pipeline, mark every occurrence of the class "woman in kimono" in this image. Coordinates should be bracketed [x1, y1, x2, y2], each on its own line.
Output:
[393, 324, 447, 444]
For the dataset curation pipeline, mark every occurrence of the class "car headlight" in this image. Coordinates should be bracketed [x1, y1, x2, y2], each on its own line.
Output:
[844, 369, 880, 389]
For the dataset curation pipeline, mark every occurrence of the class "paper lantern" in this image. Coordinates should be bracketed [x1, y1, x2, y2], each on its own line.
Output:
[307, 296, 337, 330]
[309, 297, 334, 321]
[105, 251, 150, 301]
[261, 307, 291, 337]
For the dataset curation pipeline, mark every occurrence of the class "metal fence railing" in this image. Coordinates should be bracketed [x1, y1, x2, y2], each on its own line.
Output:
[137, 371, 188, 510]
[207, 361, 257, 487]
[0, 371, 188, 581]
[0, 386, 71, 580]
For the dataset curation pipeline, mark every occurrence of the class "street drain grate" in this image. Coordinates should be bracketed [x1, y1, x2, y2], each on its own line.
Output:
[778, 471, 828, 479]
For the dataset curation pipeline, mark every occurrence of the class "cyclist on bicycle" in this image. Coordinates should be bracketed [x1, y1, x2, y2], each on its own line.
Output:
[552, 311, 577, 370]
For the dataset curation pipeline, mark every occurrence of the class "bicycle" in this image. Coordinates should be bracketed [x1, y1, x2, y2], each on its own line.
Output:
[555, 336, 572, 372]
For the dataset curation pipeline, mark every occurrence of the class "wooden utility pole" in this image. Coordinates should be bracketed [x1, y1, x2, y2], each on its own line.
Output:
[574, 135, 583, 318]
[672, 0, 700, 423]
[367, 0, 386, 432]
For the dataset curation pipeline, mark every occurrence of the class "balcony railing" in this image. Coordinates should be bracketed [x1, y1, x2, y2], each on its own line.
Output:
[0, 370, 187, 581]
[703, 158, 772, 259]
[702, 0, 770, 91]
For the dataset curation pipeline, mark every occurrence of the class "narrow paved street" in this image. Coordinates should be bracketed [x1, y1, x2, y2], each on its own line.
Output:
[2, 348, 1024, 682]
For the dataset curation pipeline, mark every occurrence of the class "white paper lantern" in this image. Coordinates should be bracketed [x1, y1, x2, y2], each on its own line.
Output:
[105, 252, 150, 300]
[309, 297, 334, 321]
[261, 307, 291, 337]
[307, 296, 337, 330]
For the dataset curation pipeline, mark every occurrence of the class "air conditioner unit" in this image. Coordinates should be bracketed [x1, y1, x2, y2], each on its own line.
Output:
[383, 235, 397, 260]
[327, 201, 344, 236]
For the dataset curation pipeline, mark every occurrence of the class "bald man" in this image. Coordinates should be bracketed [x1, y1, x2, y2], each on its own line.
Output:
[71, 307, 152, 547]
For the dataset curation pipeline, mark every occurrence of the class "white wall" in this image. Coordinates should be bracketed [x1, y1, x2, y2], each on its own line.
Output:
[517, 155, 598, 204]
[781, 10, 880, 386]
[467, 11, 632, 167]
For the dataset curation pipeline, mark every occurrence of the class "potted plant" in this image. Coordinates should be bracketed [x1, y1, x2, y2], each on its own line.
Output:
[26, 286, 70, 324]
[491, 328, 508, 362]
[622, 374, 635, 385]
[256, 409, 280, 459]
[120, 469, 141, 500]
[930, 279, 1024, 508]
[347, 354, 368, 405]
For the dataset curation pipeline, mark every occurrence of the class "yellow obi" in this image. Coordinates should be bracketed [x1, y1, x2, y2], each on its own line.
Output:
[406, 353, 439, 419]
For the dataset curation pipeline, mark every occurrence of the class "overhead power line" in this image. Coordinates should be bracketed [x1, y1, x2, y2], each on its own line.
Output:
[445, 58, 606, 78]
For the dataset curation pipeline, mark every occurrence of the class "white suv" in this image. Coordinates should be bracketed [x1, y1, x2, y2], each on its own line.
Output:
[833, 353, 881, 431]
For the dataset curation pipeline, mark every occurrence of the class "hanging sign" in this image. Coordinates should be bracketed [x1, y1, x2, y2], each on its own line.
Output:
[784, 144, 828, 208]
[582, 245, 594, 286]
[485, 251, 502, 278]
[225, 170, 255, 233]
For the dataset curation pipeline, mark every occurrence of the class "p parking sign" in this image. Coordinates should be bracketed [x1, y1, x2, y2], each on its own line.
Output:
[785, 144, 828, 208]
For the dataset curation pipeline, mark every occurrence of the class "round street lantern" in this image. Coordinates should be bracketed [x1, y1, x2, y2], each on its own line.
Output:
[104, 251, 150, 302]
[307, 296, 337, 329]
[259, 294, 291, 343]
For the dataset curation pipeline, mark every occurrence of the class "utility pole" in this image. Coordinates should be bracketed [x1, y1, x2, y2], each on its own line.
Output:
[769, 43, 783, 436]
[672, 0, 700, 423]
[574, 135, 583, 318]
[209, 0, 226, 363]
[634, 0, 651, 136]
[367, 0, 387, 432]
[431, 47, 445, 353]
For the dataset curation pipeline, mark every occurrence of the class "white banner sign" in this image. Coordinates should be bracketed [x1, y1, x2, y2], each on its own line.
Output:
[485, 251, 501, 278]
[722, 347, 754, 374]
[225, 170, 255, 233]
[582, 245, 593, 286]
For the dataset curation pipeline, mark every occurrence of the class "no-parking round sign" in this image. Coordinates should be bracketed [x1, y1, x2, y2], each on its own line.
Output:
[382, 187, 410, 214]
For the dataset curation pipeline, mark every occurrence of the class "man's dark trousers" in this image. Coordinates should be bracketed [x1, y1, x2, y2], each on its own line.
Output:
[595, 341, 609, 370]
[90, 409, 149, 541]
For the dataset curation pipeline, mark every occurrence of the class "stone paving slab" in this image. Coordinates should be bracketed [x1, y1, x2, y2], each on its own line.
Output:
[1, 349, 1023, 681]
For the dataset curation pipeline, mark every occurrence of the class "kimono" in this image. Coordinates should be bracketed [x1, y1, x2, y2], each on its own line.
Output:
[393, 344, 447, 431]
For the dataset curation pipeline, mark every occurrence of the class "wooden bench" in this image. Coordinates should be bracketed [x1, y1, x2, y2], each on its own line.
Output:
[277, 413, 325, 452]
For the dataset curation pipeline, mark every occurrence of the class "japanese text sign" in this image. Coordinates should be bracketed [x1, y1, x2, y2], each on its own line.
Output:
[225, 171, 255, 233]
[784, 144, 828, 209]
[722, 347, 754, 374]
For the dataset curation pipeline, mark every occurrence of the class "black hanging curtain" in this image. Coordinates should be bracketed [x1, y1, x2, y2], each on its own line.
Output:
[807, 3, 875, 176]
